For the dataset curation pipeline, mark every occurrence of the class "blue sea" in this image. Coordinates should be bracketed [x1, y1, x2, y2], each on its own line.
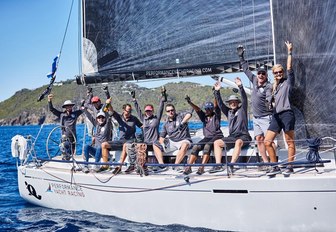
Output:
[0, 123, 223, 232]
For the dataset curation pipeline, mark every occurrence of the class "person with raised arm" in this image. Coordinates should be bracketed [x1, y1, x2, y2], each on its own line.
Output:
[212, 78, 252, 172]
[182, 95, 223, 175]
[100, 99, 143, 175]
[237, 45, 273, 167]
[83, 86, 119, 141]
[82, 110, 112, 173]
[47, 94, 84, 160]
[131, 88, 167, 174]
[264, 41, 296, 176]
[156, 103, 193, 172]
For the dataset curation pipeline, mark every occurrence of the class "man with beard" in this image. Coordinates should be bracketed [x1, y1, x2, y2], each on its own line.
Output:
[212, 78, 252, 173]
[183, 96, 223, 175]
[101, 101, 143, 174]
[83, 87, 119, 141]
[48, 94, 84, 160]
[237, 45, 273, 166]
[154, 103, 192, 172]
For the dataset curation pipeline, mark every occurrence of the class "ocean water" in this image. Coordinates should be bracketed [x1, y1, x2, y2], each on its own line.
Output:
[0, 124, 221, 232]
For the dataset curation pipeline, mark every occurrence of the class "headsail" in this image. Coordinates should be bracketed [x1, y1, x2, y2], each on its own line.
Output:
[77, 0, 274, 85]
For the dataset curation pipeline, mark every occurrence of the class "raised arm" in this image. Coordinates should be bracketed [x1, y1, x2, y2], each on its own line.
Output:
[237, 45, 254, 83]
[185, 95, 201, 112]
[132, 91, 144, 122]
[47, 94, 62, 118]
[285, 41, 295, 87]
[83, 87, 95, 112]
[156, 97, 165, 122]
[286, 41, 293, 70]
[213, 81, 229, 117]
[235, 77, 248, 112]
[83, 108, 96, 126]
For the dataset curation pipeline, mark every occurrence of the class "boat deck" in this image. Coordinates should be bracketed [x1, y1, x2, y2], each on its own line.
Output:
[39, 151, 336, 180]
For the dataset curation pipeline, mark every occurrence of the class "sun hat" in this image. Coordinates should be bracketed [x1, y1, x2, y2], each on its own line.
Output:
[62, 100, 75, 108]
[225, 95, 241, 103]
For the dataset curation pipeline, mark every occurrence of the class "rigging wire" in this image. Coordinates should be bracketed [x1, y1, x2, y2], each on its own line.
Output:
[240, 0, 248, 52]
[56, 0, 75, 68]
[269, 0, 277, 64]
[78, 0, 82, 75]
[267, 0, 273, 66]
[252, 0, 257, 67]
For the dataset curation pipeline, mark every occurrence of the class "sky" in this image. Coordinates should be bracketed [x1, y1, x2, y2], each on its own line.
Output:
[0, 0, 251, 103]
[0, 0, 80, 102]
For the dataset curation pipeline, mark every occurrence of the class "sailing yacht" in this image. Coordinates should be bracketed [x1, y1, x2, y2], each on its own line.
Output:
[13, 0, 336, 231]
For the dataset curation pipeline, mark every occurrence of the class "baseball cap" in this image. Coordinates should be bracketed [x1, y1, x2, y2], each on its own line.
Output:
[96, 111, 106, 118]
[91, 96, 101, 103]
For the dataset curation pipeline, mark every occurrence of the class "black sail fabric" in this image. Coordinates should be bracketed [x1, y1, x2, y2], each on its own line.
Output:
[79, 0, 336, 139]
[272, 0, 336, 139]
[80, 0, 273, 82]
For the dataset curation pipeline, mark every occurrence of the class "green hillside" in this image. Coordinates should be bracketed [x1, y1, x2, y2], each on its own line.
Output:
[0, 80, 248, 125]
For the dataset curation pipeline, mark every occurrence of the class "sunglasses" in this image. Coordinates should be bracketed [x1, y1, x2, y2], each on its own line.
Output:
[166, 109, 175, 112]
[145, 110, 153, 113]
[273, 71, 283, 75]
[97, 116, 105, 119]
[205, 107, 213, 111]
[124, 109, 132, 113]
[258, 71, 266, 75]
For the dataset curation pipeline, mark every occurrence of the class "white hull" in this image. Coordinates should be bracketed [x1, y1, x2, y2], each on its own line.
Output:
[18, 152, 336, 232]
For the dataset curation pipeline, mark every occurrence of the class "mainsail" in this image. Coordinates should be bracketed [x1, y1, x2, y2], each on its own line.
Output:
[76, 0, 336, 139]
[77, 0, 273, 84]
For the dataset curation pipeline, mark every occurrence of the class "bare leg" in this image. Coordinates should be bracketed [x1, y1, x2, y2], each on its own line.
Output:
[115, 143, 128, 170]
[153, 144, 164, 164]
[256, 135, 269, 162]
[284, 130, 296, 162]
[188, 154, 198, 165]
[264, 130, 278, 162]
[175, 142, 189, 164]
[231, 139, 243, 163]
[213, 139, 224, 163]
[183, 154, 198, 174]
[119, 143, 127, 163]
[201, 154, 210, 164]
[101, 142, 111, 163]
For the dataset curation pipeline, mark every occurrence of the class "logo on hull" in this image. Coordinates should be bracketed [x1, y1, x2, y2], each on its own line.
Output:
[25, 181, 42, 200]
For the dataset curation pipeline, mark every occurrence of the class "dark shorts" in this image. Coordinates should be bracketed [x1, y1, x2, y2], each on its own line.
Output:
[222, 133, 252, 150]
[107, 140, 126, 150]
[268, 110, 295, 133]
